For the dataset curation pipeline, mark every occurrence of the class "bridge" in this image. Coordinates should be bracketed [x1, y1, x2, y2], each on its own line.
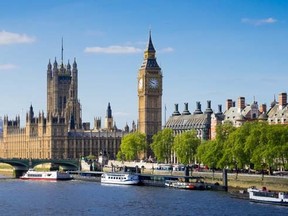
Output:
[0, 158, 79, 178]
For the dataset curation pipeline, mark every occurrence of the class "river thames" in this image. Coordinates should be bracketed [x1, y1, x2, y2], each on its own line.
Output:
[0, 178, 287, 216]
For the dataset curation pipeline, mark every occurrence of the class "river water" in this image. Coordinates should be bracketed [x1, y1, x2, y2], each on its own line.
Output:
[0, 178, 287, 216]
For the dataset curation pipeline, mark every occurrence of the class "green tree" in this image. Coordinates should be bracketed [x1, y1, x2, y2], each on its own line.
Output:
[263, 124, 288, 173]
[216, 121, 235, 143]
[278, 126, 288, 169]
[86, 154, 97, 160]
[196, 140, 218, 169]
[197, 121, 288, 174]
[196, 122, 235, 170]
[116, 132, 147, 161]
[220, 122, 255, 170]
[244, 122, 269, 171]
[173, 130, 200, 165]
[208, 122, 235, 169]
[151, 128, 174, 163]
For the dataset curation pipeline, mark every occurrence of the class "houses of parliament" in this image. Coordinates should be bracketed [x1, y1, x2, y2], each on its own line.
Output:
[0, 32, 162, 160]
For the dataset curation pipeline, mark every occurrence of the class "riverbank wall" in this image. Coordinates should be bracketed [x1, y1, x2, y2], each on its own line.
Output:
[147, 170, 288, 192]
[191, 171, 288, 192]
[105, 161, 288, 192]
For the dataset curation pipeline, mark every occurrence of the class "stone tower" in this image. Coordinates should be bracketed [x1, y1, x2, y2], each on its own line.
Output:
[105, 102, 114, 131]
[47, 43, 82, 130]
[138, 31, 163, 148]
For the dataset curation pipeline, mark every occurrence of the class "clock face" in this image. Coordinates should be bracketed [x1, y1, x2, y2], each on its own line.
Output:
[138, 78, 143, 90]
[149, 78, 158, 89]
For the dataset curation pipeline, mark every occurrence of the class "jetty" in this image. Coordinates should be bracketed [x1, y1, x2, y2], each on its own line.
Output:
[69, 167, 228, 191]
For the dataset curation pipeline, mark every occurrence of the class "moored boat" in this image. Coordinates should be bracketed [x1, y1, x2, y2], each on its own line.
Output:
[247, 186, 288, 206]
[20, 169, 73, 181]
[165, 177, 208, 190]
[101, 172, 139, 185]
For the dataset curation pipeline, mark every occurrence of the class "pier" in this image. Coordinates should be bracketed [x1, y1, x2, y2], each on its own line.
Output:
[68, 169, 228, 191]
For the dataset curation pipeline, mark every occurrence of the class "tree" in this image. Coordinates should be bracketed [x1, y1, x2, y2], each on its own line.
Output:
[86, 154, 97, 160]
[199, 122, 235, 169]
[264, 124, 288, 173]
[173, 130, 200, 165]
[151, 128, 174, 163]
[116, 132, 147, 161]
[196, 140, 218, 169]
[219, 122, 254, 171]
[242, 122, 266, 170]
[197, 121, 288, 174]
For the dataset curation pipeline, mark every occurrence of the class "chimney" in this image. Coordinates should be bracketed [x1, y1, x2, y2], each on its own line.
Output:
[238, 97, 245, 110]
[172, 104, 181, 116]
[279, 92, 287, 110]
[259, 104, 267, 113]
[182, 103, 191, 115]
[194, 101, 203, 115]
[217, 104, 222, 114]
[226, 99, 233, 111]
[205, 100, 213, 114]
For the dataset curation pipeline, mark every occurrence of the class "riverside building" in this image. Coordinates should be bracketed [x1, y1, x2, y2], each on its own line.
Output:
[0, 53, 129, 160]
[165, 93, 287, 140]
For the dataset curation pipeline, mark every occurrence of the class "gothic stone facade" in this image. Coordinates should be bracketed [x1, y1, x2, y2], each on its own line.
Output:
[138, 32, 162, 156]
[0, 58, 127, 160]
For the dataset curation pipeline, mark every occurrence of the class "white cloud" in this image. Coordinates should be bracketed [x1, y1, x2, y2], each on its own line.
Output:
[159, 47, 174, 53]
[0, 30, 35, 45]
[0, 64, 17, 71]
[241, 17, 277, 26]
[84, 45, 142, 54]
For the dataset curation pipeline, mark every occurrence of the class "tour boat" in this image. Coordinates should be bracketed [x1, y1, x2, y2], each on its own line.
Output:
[165, 180, 207, 190]
[165, 177, 208, 190]
[101, 172, 139, 185]
[247, 187, 288, 205]
[20, 169, 73, 181]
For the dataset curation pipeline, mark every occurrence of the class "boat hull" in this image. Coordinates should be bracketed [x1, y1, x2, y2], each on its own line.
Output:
[249, 199, 288, 206]
[20, 177, 73, 181]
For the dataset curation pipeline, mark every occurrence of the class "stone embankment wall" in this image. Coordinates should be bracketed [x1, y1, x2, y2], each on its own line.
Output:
[107, 161, 288, 192]
[193, 171, 288, 192]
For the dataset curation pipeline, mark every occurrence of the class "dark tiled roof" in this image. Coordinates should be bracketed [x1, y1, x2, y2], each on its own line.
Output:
[258, 112, 268, 120]
[165, 113, 210, 130]
[141, 59, 160, 69]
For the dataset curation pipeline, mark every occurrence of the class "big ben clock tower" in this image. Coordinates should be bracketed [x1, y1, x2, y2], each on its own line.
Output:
[138, 31, 162, 153]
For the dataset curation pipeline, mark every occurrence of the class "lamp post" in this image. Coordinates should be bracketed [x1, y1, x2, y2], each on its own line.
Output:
[232, 156, 238, 180]
[212, 161, 215, 182]
[261, 162, 265, 181]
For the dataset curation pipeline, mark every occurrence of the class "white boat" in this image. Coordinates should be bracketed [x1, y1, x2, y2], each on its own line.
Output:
[247, 187, 288, 205]
[165, 180, 207, 190]
[101, 172, 139, 185]
[20, 169, 73, 181]
[165, 177, 209, 190]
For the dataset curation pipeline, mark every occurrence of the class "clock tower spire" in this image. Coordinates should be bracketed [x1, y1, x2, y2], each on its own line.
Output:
[137, 31, 163, 157]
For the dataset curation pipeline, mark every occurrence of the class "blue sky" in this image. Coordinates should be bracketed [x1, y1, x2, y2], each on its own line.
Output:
[0, 0, 288, 129]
